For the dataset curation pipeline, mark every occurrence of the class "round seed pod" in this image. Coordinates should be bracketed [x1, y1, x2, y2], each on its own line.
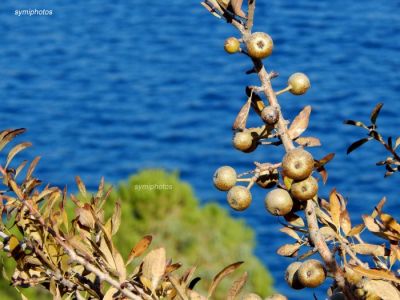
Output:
[290, 176, 318, 201]
[285, 262, 304, 290]
[297, 259, 326, 288]
[264, 188, 293, 216]
[224, 37, 241, 54]
[227, 186, 252, 211]
[261, 106, 279, 125]
[213, 166, 237, 191]
[246, 32, 274, 59]
[282, 148, 314, 181]
[288, 73, 311, 95]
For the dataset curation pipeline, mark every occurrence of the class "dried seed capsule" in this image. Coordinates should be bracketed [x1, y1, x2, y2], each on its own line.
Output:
[227, 186, 252, 211]
[285, 262, 304, 290]
[290, 176, 318, 201]
[213, 166, 237, 191]
[265, 188, 293, 216]
[261, 106, 279, 125]
[297, 259, 326, 288]
[246, 32, 273, 59]
[282, 148, 314, 181]
[233, 131, 257, 152]
[288, 73, 311, 95]
[224, 37, 241, 54]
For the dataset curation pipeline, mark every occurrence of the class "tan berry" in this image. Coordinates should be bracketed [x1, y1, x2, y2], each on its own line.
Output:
[227, 186, 252, 211]
[285, 261, 304, 290]
[261, 106, 279, 125]
[264, 188, 293, 216]
[297, 259, 326, 288]
[282, 148, 314, 181]
[213, 166, 237, 191]
[288, 73, 311, 95]
[233, 131, 257, 152]
[290, 176, 318, 201]
[224, 37, 241, 54]
[246, 32, 273, 59]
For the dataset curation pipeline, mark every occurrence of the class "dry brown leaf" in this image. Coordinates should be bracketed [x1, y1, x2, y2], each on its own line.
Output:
[233, 99, 251, 130]
[126, 235, 152, 265]
[363, 280, 400, 300]
[227, 272, 248, 300]
[111, 200, 121, 236]
[75, 176, 87, 197]
[231, 0, 246, 18]
[181, 266, 197, 286]
[372, 197, 386, 218]
[103, 287, 118, 300]
[280, 227, 301, 242]
[165, 262, 182, 274]
[114, 251, 126, 282]
[142, 247, 166, 291]
[340, 208, 352, 236]
[5, 142, 32, 168]
[380, 213, 400, 233]
[351, 244, 389, 257]
[319, 226, 337, 242]
[329, 189, 341, 231]
[169, 275, 189, 300]
[277, 243, 301, 257]
[347, 224, 365, 236]
[316, 207, 335, 228]
[76, 204, 95, 229]
[363, 215, 381, 232]
[288, 106, 311, 139]
[0, 128, 26, 152]
[284, 212, 305, 227]
[208, 261, 243, 298]
[295, 137, 321, 147]
[351, 265, 400, 284]
[26, 156, 41, 181]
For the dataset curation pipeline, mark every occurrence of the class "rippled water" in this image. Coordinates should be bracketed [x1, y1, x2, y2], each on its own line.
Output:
[0, 0, 400, 298]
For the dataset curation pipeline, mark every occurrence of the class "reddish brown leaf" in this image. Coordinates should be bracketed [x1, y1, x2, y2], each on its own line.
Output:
[127, 235, 153, 265]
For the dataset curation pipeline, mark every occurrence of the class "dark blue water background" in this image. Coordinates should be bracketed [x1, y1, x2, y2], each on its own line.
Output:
[1, 1, 400, 299]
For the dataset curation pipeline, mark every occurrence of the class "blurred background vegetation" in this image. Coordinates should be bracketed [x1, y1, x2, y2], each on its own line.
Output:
[0, 169, 273, 299]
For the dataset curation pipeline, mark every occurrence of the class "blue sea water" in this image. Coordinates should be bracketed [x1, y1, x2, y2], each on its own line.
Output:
[0, 0, 399, 299]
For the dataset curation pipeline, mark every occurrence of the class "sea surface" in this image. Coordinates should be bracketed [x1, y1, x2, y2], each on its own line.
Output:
[0, 0, 400, 299]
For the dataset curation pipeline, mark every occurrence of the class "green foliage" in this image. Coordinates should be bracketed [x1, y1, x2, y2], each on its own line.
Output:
[105, 169, 273, 298]
[0, 169, 273, 299]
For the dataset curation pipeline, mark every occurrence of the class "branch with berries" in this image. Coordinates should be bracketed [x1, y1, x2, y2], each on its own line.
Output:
[204, 1, 400, 299]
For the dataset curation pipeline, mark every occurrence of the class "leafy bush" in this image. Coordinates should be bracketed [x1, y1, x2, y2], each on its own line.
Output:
[0, 157, 273, 299]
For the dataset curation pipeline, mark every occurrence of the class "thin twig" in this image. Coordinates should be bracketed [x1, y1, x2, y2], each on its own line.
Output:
[246, 0, 256, 32]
